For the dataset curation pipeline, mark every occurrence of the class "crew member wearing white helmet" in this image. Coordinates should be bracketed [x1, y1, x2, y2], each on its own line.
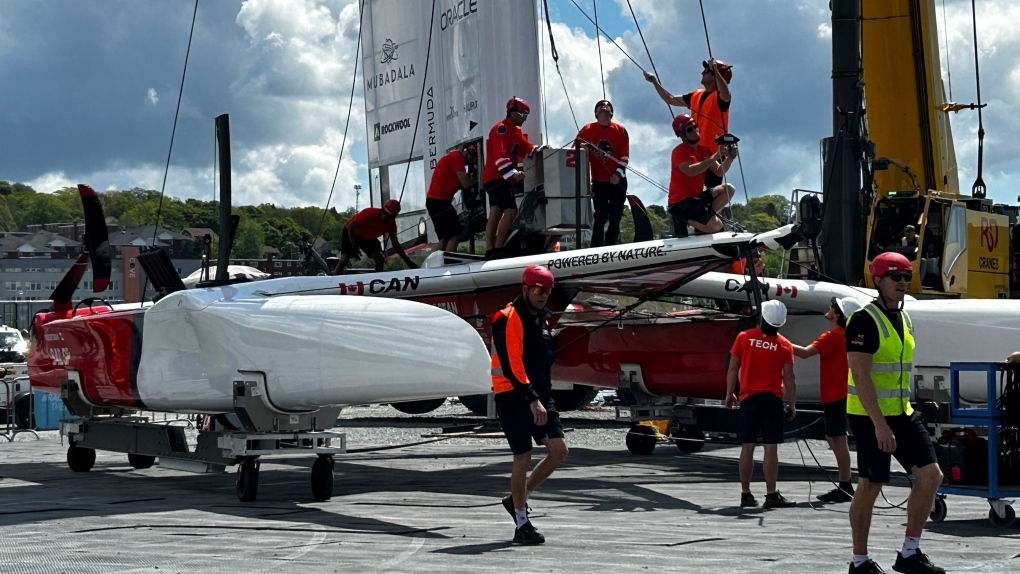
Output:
[725, 299, 797, 509]
[793, 296, 864, 504]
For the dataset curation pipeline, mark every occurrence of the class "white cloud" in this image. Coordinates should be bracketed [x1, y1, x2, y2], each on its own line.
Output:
[26, 172, 74, 194]
[146, 87, 159, 105]
[817, 23, 831, 39]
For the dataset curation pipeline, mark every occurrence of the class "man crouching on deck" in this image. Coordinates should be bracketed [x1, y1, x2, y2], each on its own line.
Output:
[490, 264, 568, 545]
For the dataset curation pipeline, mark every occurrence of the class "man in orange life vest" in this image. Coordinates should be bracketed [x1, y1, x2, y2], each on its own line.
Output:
[645, 59, 732, 189]
[574, 99, 629, 247]
[332, 200, 417, 275]
[482, 96, 543, 259]
[490, 264, 568, 545]
[667, 113, 736, 236]
[726, 299, 797, 509]
[426, 143, 479, 252]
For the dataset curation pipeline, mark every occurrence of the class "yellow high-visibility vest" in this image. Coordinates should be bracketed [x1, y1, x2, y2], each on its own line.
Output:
[847, 303, 914, 416]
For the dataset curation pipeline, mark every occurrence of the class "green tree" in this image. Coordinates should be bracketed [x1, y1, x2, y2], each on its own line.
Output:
[232, 217, 265, 259]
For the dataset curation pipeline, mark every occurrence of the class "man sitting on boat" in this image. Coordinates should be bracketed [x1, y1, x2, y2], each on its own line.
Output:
[427, 143, 479, 253]
[333, 200, 417, 275]
[666, 113, 736, 236]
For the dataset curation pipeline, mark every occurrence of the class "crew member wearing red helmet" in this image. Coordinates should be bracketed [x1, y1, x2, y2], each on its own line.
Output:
[574, 100, 630, 246]
[644, 59, 732, 189]
[844, 251, 945, 574]
[666, 113, 736, 236]
[490, 264, 568, 545]
[482, 96, 542, 259]
[427, 143, 479, 252]
[332, 200, 418, 275]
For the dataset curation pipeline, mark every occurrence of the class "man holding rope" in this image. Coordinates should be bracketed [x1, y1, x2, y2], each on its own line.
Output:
[666, 113, 736, 236]
[426, 143, 479, 253]
[574, 100, 629, 246]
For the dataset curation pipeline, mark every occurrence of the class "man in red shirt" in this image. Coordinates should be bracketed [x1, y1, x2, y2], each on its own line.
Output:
[574, 100, 629, 247]
[667, 113, 736, 237]
[725, 299, 797, 509]
[332, 200, 417, 275]
[482, 96, 542, 259]
[427, 143, 479, 252]
[793, 296, 864, 503]
[645, 59, 732, 190]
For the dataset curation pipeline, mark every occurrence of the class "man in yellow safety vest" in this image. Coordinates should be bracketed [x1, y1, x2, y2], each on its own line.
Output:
[844, 252, 944, 574]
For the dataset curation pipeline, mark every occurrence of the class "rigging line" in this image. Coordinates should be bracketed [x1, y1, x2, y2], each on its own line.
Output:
[397, 0, 437, 204]
[540, 0, 550, 141]
[969, 0, 986, 198]
[152, 0, 199, 247]
[315, 3, 363, 241]
[697, 0, 713, 59]
[624, 0, 672, 118]
[593, 0, 605, 100]
[564, 0, 645, 72]
[542, 0, 579, 131]
[941, 0, 953, 101]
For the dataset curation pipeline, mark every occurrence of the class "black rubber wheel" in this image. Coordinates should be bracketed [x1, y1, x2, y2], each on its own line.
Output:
[14, 393, 34, 430]
[988, 505, 1016, 529]
[390, 398, 447, 415]
[311, 455, 335, 501]
[236, 458, 260, 502]
[673, 426, 706, 454]
[128, 453, 156, 470]
[626, 424, 658, 455]
[550, 385, 599, 411]
[458, 394, 490, 416]
[67, 445, 96, 472]
[930, 497, 947, 523]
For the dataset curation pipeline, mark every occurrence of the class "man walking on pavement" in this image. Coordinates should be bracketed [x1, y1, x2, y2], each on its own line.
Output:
[726, 299, 797, 509]
[793, 296, 864, 503]
[490, 264, 568, 544]
[845, 252, 945, 574]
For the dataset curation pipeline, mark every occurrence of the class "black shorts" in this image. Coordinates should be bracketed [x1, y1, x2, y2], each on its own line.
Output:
[737, 392, 785, 445]
[668, 197, 714, 235]
[848, 412, 938, 483]
[705, 170, 722, 189]
[484, 179, 517, 211]
[426, 197, 461, 241]
[823, 398, 848, 437]
[340, 227, 382, 259]
[495, 394, 565, 455]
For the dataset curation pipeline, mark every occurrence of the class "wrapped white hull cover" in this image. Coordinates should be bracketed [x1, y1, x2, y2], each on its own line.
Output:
[136, 292, 490, 412]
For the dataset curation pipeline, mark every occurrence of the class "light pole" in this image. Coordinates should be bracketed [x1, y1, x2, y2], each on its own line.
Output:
[354, 184, 362, 211]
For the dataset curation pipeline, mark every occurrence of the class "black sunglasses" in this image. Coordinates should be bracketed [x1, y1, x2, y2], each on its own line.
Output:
[885, 272, 912, 282]
[684, 126, 698, 133]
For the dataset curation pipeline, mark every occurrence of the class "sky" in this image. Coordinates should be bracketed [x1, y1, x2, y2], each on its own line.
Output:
[1, 0, 1019, 215]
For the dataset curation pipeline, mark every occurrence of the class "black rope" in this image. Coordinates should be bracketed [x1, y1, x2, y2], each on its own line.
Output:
[315, 2, 363, 241]
[624, 0, 672, 118]
[697, 0, 713, 59]
[941, 0, 953, 101]
[969, 0, 986, 199]
[152, 0, 199, 246]
[565, 0, 645, 71]
[593, 0, 605, 100]
[397, 0, 437, 203]
[542, 0, 579, 131]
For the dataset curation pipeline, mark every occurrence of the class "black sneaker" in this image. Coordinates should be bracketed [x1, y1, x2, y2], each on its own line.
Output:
[892, 550, 945, 574]
[763, 492, 796, 509]
[512, 521, 545, 545]
[501, 494, 530, 522]
[817, 486, 854, 503]
[740, 492, 758, 507]
[849, 559, 887, 573]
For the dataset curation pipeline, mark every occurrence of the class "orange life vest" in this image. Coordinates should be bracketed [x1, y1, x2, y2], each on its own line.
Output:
[490, 303, 531, 395]
[689, 89, 728, 153]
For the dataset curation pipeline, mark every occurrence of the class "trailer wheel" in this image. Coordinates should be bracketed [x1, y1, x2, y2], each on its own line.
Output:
[550, 385, 599, 411]
[390, 398, 447, 415]
[929, 496, 947, 523]
[67, 444, 96, 472]
[626, 424, 658, 455]
[458, 394, 489, 416]
[236, 457, 260, 502]
[673, 426, 706, 454]
[128, 454, 156, 470]
[988, 505, 1016, 529]
[311, 455, 335, 501]
[14, 393, 34, 430]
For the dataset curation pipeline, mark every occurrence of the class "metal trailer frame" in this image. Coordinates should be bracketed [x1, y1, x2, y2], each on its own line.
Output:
[930, 362, 1020, 529]
[57, 370, 346, 502]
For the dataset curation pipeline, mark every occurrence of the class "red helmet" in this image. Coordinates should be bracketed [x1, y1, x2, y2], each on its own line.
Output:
[594, 99, 614, 116]
[870, 251, 911, 278]
[382, 199, 401, 216]
[521, 264, 554, 289]
[507, 96, 531, 115]
[703, 59, 733, 83]
[672, 113, 695, 136]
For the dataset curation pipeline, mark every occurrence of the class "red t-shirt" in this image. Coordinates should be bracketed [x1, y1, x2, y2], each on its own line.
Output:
[482, 119, 536, 184]
[427, 150, 467, 201]
[345, 207, 397, 240]
[729, 327, 794, 400]
[811, 327, 848, 403]
[575, 121, 629, 182]
[668, 143, 712, 205]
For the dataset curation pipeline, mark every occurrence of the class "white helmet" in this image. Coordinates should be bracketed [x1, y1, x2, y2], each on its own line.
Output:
[760, 299, 787, 327]
[835, 297, 864, 318]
